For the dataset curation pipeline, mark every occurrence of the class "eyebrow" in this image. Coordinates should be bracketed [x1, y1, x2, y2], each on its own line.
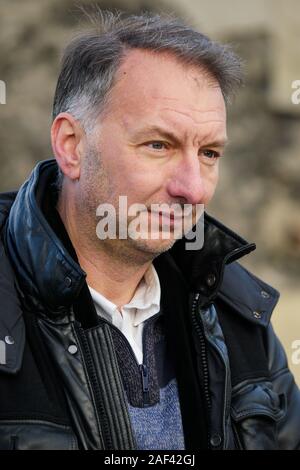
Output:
[203, 138, 229, 149]
[131, 125, 229, 148]
[132, 125, 181, 145]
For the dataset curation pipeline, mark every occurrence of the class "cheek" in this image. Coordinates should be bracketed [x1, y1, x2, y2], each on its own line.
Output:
[113, 157, 164, 195]
[203, 166, 219, 204]
[96, 136, 165, 198]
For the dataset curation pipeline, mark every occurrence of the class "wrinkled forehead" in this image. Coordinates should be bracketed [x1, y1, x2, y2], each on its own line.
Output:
[106, 49, 226, 121]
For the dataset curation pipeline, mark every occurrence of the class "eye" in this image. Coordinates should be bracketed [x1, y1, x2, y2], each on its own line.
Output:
[145, 141, 168, 150]
[201, 149, 221, 159]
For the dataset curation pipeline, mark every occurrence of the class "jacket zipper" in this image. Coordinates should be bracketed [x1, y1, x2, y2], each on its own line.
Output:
[75, 325, 113, 450]
[191, 292, 212, 448]
[201, 305, 231, 450]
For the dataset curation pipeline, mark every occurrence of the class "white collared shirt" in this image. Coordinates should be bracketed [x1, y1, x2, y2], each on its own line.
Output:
[89, 264, 161, 365]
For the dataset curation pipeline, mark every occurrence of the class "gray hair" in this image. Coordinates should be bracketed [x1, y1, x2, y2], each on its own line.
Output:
[52, 10, 243, 134]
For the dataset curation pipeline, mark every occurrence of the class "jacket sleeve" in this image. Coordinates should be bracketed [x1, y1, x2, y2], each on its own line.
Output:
[266, 323, 300, 449]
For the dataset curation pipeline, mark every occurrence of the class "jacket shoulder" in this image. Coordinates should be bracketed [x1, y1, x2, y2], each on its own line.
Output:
[217, 262, 280, 327]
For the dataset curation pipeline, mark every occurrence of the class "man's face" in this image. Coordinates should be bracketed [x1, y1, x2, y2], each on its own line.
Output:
[78, 49, 227, 259]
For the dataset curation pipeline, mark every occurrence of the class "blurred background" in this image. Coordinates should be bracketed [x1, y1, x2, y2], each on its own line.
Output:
[0, 0, 300, 383]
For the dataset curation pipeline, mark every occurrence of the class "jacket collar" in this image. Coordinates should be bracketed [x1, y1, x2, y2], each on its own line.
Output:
[0, 159, 279, 374]
[168, 212, 279, 327]
[5, 160, 86, 315]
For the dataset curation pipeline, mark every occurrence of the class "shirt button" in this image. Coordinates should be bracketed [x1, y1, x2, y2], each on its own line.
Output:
[210, 433, 222, 447]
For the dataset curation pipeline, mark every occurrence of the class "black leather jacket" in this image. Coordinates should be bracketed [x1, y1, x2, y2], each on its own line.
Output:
[0, 159, 299, 450]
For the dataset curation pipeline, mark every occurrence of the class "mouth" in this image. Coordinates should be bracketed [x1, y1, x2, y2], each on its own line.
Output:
[147, 210, 181, 219]
[146, 210, 185, 230]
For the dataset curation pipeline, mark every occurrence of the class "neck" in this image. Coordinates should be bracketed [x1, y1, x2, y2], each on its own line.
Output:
[57, 193, 152, 308]
[77, 248, 151, 308]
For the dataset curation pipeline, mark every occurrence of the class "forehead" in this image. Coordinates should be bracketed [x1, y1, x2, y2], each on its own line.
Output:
[106, 49, 226, 128]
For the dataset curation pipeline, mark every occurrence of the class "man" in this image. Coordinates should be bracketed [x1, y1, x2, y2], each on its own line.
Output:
[0, 11, 299, 450]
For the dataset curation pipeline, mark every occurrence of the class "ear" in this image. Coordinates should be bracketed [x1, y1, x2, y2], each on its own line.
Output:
[51, 113, 85, 181]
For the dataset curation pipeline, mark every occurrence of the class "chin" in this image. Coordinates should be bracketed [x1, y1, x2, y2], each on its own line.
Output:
[130, 236, 178, 255]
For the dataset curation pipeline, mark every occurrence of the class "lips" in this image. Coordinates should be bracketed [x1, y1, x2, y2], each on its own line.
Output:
[147, 210, 182, 220]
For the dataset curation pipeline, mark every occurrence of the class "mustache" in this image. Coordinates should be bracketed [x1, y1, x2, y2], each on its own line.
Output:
[144, 203, 197, 217]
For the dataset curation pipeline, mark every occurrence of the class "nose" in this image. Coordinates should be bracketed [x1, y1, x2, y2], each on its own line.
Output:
[166, 154, 206, 205]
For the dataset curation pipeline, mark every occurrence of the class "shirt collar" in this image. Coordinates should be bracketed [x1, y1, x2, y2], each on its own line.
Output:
[89, 263, 161, 326]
